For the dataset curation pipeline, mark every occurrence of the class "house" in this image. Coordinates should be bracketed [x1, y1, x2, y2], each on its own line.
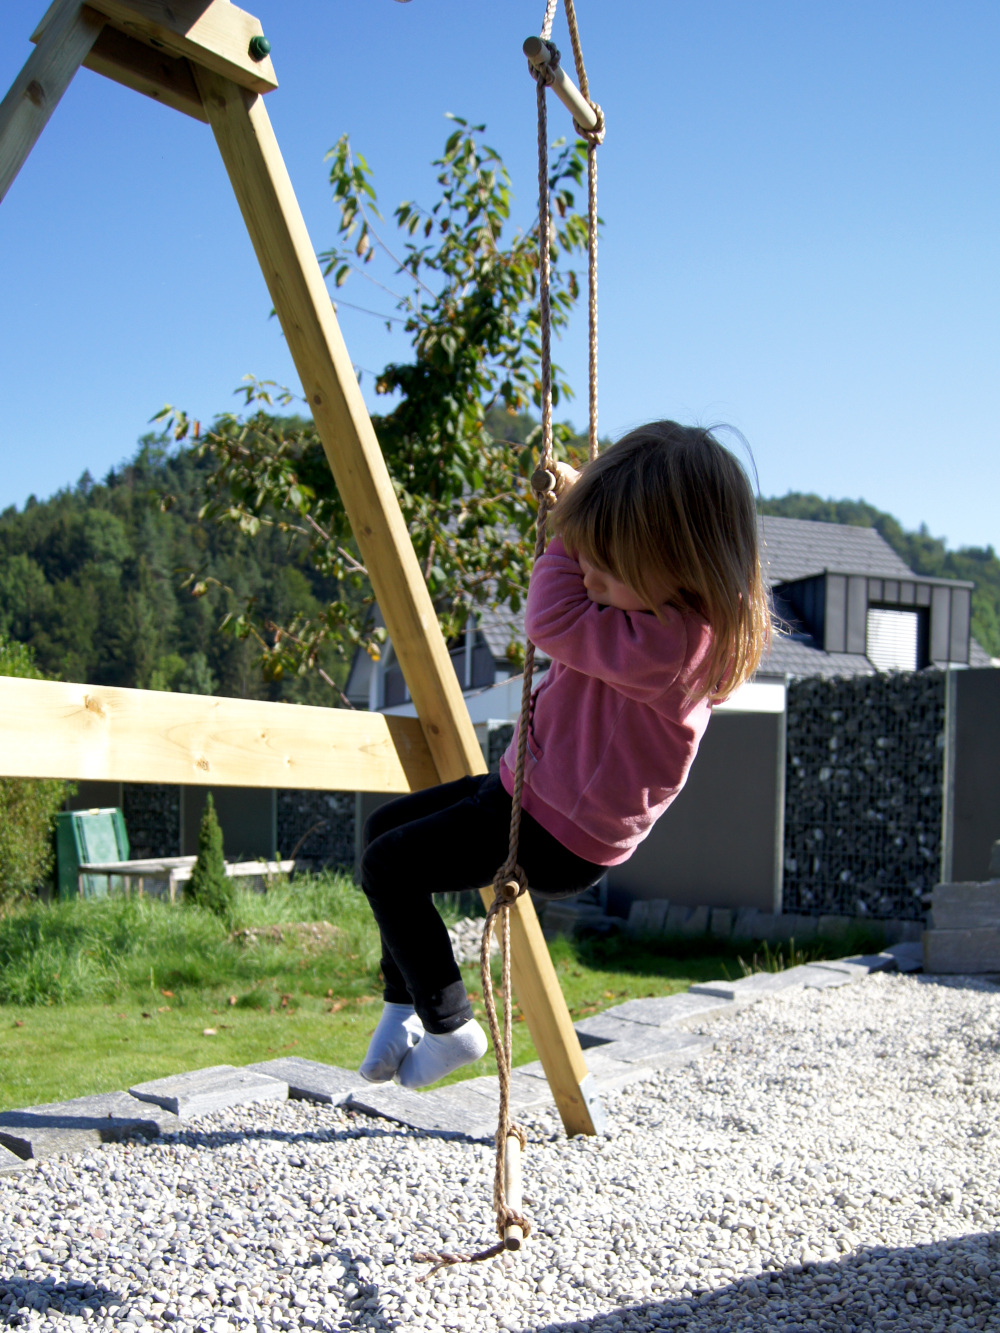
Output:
[758, 515, 991, 677]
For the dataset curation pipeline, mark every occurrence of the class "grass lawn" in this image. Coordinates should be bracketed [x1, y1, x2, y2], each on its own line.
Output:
[0, 874, 864, 1110]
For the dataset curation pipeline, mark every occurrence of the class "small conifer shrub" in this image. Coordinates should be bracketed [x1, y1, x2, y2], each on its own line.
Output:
[185, 793, 234, 919]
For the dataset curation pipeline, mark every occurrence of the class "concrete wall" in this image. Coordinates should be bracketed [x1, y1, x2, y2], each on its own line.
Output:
[180, 787, 276, 861]
[71, 781, 278, 861]
[604, 708, 785, 917]
[947, 668, 1000, 881]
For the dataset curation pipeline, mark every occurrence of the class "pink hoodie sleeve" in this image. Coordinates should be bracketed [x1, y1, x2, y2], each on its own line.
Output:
[525, 537, 689, 703]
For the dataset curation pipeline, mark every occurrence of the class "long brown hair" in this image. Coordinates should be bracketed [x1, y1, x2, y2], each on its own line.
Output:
[554, 421, 772, 701]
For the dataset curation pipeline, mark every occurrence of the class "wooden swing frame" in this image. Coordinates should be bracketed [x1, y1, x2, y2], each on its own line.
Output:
[0, 0, 603, 1137]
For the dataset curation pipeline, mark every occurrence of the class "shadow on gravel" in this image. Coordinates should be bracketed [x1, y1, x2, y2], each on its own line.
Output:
[505, 1233, 1000, 1332]
[0, 1277, 118, 1324]
[157, 1120, 485, 1152]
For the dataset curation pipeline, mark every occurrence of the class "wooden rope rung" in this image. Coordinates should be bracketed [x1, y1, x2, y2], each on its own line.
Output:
[502, 1131, 525, 1250]
[522, 35, 600, 133]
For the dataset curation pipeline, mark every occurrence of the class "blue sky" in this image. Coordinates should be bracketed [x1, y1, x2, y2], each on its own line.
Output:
[2, 1, 999, 550]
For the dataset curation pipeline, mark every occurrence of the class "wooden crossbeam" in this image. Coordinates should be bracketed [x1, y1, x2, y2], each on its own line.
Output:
[0, 677, 437, 792]
[31, 0, 276, 95]
[0, 0, 103, 205]
[82, 24, 207, 121]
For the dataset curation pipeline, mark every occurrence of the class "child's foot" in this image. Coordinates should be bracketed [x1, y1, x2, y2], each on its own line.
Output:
[396, 1018, 489, 1089]
[359, 1002, 425, 1083]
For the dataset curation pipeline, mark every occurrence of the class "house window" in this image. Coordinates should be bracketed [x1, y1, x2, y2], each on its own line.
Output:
[866, 608, 919, 672]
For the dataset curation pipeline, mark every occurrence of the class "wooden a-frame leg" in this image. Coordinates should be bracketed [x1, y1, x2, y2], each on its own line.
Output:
[194, 67, 603, 1136]
[0, 2, 104, 206]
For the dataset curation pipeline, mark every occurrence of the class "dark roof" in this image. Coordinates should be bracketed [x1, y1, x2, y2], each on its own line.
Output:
[475, 602, 524, 661]
[758, 515, 913, 585]
[759, 634, 875, 680]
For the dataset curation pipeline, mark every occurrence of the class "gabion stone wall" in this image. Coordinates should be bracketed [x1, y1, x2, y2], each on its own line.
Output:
[122, 785, 181, 859]
[276, 791, 355, 869]
[783, 672, 946, 921]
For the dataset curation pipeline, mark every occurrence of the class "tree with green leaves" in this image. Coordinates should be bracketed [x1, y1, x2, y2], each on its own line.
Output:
[185, 793, 233, 920]
[0, 636, 73, 910]
[162, 117, 594, 694]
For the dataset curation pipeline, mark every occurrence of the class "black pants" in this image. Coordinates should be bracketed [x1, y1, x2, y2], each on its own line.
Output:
[360, 772, 605, 1033]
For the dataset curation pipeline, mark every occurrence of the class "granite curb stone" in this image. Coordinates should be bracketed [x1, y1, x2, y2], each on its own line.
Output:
[345, 1084, 495, 1140]
[0, 1092, 180, 1161]
[885, 941, 923, 972]
[604, 1030, 713, 1069]
[458, 1071, 554, 1112]
[129, 1065, 288, 1118]
[930, 880, 1000, 930]
[242, 1057, 360, 1105]
[605, 992, 730, 1028]
[923, 927, 1000, 974]
[0, 1142, 31, 1175]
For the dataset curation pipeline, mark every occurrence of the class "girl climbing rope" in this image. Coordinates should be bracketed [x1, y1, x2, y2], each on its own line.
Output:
[358, 420, 774, 1085]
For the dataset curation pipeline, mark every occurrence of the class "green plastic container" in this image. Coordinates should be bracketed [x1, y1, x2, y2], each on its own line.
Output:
[55, 808, 130, 899]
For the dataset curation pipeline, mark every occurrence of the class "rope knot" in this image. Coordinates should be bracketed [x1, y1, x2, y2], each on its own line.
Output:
[531, 466, 557, 498]
[498, 1208, 533, 1246]
[527, 38, 561, 86]
[492, 866, 528, 907]
[575, 101, 606, 146]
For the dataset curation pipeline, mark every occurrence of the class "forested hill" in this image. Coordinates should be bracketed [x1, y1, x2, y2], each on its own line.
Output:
[0, 440, 997, 695]
[758, 494, 1000, 657]
[0, 437, 342, 704]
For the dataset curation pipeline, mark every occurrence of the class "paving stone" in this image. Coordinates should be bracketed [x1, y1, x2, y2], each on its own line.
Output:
[626, 898, 670, 937]
[689, 978, 740, 1000]
[596, 1029, 712, 1068]
[242, 1057, 360, 1105]
[0, 1092, 179, 1161]
[923, 928, 1000, 975]
[710, 907, 734, 938]
[664, 905, 709, 936]
[690, 963, 861, 1001]
[129, 1064, 287, 1118]
[0, 1142, 31, 1175]
[459, 1072, 554, 1113]
[731, 909, 782, 942]
[582, 1047, 662, 1092]
[512, 1059, 546, 1078]
[777, 913, 821, 944]
[798, 964, 860, 989]
[884, 941, 923, 972]
[730, 970, 816, 997]
[930, 880, 1000, 930]
[345, 1084, 495, 1140]
[608, 992, 732, 1028]
[574, 1011, 647, 1045]
[839, 953, 897, 973]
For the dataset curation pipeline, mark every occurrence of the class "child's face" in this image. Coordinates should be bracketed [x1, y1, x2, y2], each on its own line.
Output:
[577, 553, 673, 612]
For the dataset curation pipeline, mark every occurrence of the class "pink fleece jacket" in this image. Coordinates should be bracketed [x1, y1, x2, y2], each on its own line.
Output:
[499, 537, 716, 866]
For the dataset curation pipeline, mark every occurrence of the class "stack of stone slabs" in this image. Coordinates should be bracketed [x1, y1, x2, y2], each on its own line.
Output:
[924, 880, 1000, 973]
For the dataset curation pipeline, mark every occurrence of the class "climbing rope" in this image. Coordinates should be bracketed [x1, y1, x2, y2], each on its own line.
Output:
[416, 0, 603, 1279]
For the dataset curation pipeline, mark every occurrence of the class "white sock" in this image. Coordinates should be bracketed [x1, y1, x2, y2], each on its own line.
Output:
[396, 1018, 489, 1089]
[359, 1002, 425, 1083]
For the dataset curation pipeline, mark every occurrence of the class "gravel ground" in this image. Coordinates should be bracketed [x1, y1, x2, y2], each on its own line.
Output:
[2, 971, 999, 1332]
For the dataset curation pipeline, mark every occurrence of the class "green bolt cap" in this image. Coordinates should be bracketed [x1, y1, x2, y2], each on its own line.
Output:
[248, 34, 271, 61]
